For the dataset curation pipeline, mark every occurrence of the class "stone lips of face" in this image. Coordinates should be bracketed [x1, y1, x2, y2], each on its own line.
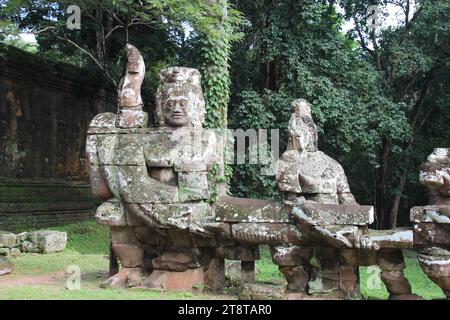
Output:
[420, 148, 450, 196]
[155, 67, 206, 128]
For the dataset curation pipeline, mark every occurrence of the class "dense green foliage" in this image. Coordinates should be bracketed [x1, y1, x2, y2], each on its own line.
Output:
[227, 0, 450, 228]
[1, 0, 449, 227]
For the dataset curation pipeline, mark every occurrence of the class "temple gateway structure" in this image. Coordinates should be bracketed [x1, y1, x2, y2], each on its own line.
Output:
[87, 44, 450, 299]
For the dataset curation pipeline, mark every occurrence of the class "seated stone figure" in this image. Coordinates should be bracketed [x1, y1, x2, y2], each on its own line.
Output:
[87, 45, 220, 289]
[275, 99, 415, 299]
[411, 148, 450, 299]
[277, 98, 356, 205]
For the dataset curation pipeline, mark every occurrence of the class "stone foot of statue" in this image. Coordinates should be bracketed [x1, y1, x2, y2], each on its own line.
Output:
[142, 268, 205, 291]
[100, 267, 146, 288]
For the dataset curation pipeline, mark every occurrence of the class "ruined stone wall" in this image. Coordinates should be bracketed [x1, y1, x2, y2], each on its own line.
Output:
[0, 45, 116, 231]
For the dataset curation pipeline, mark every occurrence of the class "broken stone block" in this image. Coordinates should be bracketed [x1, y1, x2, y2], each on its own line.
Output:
[0, 248, 10, 257]
[0, 231, 16, 248]
[143, 268, 204, 291]
[18, 231, 67, 254]
[239, 283, 285, 300]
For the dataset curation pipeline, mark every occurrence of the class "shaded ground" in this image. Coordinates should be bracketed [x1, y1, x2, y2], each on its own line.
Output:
[0, 221, 445, 300]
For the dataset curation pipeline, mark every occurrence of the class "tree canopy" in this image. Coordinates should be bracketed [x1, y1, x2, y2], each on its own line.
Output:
[1, 0, 449, 228]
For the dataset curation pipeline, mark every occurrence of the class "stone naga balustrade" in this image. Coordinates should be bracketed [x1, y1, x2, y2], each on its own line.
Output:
[87, 44, 449, 300]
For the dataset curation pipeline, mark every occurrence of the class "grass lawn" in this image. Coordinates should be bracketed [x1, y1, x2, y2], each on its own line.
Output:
[0, 220, 445, 300]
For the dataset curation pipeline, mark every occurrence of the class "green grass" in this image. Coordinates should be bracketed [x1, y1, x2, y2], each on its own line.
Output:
[0, 220, 446, 300]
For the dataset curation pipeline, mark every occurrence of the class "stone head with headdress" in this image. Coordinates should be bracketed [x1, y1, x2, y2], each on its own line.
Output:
[155, 67, 206, 128]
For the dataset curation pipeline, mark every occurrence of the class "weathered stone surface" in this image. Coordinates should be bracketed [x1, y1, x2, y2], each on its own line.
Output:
[215, 246, 260, 261]
[380, 270, 412, 295]
[134, 227, 165, 246]
[310, 247, 340, 273]
[270, 245, 311, 266]
[100, 267, 145, 289]
[414, 223, 450, 246]
[0, 231, 16, 248]
[276, 99, 356, 204]
[225, 260, 241, 287]
[178, 171, 209, 201]
[112, 244, 144, 267]
[241, 261, 256, 284]
[410, 205, 450, 223]
[340, 249, 377, 266]
[308, 271, 340, 294]
[0, 248, 10, 257]
[95, 199, 126, 226]
[143, 268, 204, 291]
[116, 109, 148, 128]
[151, 251, 200, 271]
[231, 223, 305, 245]
[339, 265, 360, 299]
[239, 283, 285, 300]
[117, 165, 179, 204]
[376, 249, 406, 271]
[204, 258, 225, 292]
[17, 230, 67, 253]
[215, 196, 290, 223]
[155, 67, 206, 128]
[279, 266, 309, 291]
[365, 228, 414, 249]
[418, 248, 450, 293]
[290, 202, 374, 226]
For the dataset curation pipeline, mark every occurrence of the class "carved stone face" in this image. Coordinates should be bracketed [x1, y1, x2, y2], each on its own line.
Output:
[288, 99, 318, 152]
[163, 94, 190, 127]
[155, 67, 206, 128]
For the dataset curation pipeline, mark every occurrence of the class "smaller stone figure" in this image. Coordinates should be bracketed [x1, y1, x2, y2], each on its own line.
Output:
[275, 99, 413, 299]
[411, 148, 450, 299]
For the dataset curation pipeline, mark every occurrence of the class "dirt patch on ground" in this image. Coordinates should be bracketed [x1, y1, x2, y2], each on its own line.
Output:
[0, 271, 67, 287]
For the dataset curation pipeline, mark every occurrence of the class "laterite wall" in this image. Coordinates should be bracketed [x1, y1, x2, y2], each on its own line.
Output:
[0, 45, 116, 231]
